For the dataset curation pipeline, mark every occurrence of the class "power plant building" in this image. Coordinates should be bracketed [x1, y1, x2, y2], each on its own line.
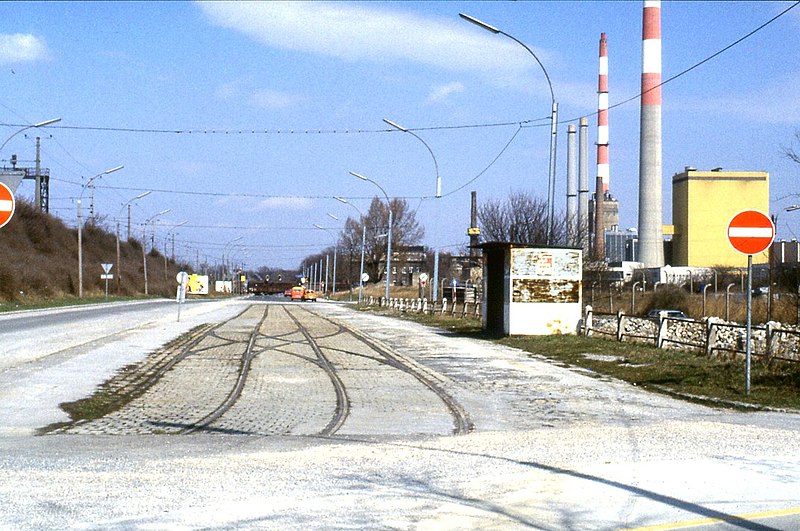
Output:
[671, 168, 769, 267]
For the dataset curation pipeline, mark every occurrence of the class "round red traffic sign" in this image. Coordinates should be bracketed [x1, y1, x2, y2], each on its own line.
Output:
[727, 209, 775, 255]
[0, 182, 15, 229]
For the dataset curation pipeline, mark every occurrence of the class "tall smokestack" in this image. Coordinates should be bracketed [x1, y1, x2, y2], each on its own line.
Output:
[638, 0, 664, 267]
[578, 117, 590, 253]
[566, 124, 577, 246]
[597, 32, 610, 194]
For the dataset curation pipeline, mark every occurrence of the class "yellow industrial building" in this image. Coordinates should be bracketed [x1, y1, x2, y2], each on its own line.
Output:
[671, 168, 770, 267]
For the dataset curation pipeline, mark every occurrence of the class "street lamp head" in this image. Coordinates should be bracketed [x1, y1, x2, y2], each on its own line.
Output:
[334, 196, 348, 204]
[327, 212, 339, 221]
[382, 119, 408, 132]
[786, 205, 800, 212]
[459, 13, 501, 34]
[33, 117, 62, 128]
[135, 191, 152, 200]
[104, 165, 124, 175]
[313, 224, 323, 230]
[349, 171, 368, 181]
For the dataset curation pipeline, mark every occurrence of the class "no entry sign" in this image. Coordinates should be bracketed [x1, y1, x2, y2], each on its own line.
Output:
[727, 209, 775, 255]
[0, 182, 15, 229]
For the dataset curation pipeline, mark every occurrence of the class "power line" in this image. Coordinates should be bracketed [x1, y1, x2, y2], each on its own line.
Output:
[0, 119, 547, 136]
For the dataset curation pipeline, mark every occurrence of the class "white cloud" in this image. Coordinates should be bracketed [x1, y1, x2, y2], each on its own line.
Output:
[257, 197, 313, 210]
[0, 33, 50, 64]
[426, 82, 464, 105]
[249, 89, 306, 110]
[197, 2, 538, 81]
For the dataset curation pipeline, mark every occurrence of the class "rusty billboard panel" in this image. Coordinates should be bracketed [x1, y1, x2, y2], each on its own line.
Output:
[511, 248, 581, 279]
[512, 278, 580, 304]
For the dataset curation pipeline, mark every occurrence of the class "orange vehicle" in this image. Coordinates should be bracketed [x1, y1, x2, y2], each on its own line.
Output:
[302, 289, 318, 302]
[290, 286, 305, 301]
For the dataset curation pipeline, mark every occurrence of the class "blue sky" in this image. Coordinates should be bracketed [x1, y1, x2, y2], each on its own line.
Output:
[2, 1, 800, 270]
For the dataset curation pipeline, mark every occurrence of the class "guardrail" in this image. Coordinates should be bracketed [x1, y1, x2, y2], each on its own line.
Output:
[364, 296, 481, 320]
[583, 305, 800, 363]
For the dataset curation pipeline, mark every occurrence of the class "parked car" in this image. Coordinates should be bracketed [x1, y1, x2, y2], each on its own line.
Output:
[284, 289, 292, 297]
[646, 309, 687, 319]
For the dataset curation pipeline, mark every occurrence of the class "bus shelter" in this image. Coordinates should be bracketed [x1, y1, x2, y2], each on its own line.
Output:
[477, 242, 583, 336]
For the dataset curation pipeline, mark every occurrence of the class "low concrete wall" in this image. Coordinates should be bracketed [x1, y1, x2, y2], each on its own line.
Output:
[583, 306, 800, 362]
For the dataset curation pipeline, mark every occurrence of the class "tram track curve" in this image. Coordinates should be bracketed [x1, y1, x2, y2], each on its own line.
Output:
[52, 302, 471, 438]
[289, 305, 473, 435]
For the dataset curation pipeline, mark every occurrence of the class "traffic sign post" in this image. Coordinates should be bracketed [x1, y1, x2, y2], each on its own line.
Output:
[101, 263, 113, 302]
[727, 210, 775, 395]
[0, 182, 16, 229]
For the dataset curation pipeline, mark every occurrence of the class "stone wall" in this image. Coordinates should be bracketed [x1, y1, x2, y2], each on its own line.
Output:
[584, 307, 800, 362]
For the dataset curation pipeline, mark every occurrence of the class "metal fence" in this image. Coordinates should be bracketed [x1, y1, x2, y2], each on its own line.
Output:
[365, 296, 482, 320]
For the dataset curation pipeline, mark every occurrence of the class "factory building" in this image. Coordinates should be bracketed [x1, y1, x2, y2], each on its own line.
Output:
[670, 167, 769, 267]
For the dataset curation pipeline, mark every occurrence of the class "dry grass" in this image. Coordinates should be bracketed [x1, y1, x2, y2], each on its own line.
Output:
[0, 200, 191, 305]
[587, 287, 798, 325]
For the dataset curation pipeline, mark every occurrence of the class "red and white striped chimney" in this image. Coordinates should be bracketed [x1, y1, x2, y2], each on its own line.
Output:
[597, 32, 609, 194]
[638, 0, 664, 267]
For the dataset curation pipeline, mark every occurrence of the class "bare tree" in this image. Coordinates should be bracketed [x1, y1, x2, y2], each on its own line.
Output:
[784, 131, 800, 164]
[307, 196, 424, 284]
[478, 191, 565, 245]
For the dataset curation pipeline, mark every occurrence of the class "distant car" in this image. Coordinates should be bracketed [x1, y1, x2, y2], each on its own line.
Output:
[647, 309, 687, 319]
[302, 289, 318, 302]
[284, 289, 292, 297]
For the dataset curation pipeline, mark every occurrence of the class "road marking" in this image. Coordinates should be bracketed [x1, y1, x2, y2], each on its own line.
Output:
[728, 227, 774, 238]
[622, 506, 800, 531]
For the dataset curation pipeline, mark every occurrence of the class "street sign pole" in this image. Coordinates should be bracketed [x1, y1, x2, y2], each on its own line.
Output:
[746, 254, 753, 395]
[101, 263, 113, 302]
[726, 210, 775, 396]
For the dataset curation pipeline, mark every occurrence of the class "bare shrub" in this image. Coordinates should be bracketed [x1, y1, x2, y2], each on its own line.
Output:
[645, 284, 689, 314]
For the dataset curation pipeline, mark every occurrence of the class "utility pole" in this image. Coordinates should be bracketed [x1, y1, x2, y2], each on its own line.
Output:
[35, 137, 41, 211]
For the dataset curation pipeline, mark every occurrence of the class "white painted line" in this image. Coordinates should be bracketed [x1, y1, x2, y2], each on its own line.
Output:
[728, 227, 773, 238]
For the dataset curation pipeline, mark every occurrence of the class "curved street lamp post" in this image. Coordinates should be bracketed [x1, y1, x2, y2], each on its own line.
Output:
[350, 171, 392, 303]
[0, 118, 61, 153]
[77, 165, 124, 298]
[116, 191, 151, 293]
[314, 217, 339, 298]
[142, 209, 170, 295]
[459, 13, 558, 244]
[335, 196, 367, 304]
[382, 118, 443, 301]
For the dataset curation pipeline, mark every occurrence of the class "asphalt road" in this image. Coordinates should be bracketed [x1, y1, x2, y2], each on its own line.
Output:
[1, 297, 798, 530]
